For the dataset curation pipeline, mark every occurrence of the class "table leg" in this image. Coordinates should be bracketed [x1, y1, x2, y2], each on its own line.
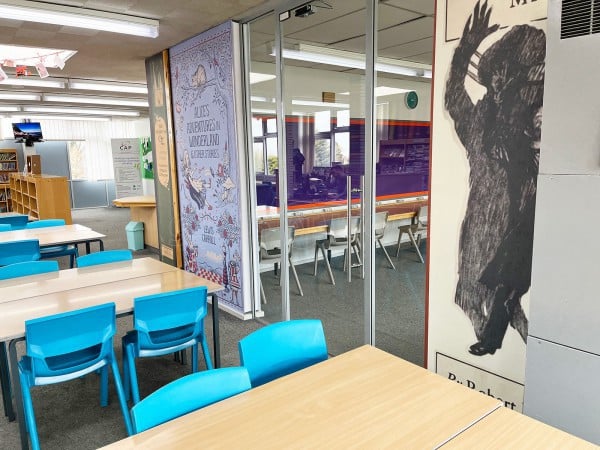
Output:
[210, 293, 220, 368]
[8, 338, 29, 449]
[85, 242, 91, 254]
[0, 342, 14, 420]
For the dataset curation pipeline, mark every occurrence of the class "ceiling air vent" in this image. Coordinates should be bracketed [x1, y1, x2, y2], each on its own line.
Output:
[593, 0, 600, 33]
[561, 0, 600, 39]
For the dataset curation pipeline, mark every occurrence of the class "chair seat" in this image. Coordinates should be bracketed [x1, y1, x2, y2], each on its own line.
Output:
[40, 245, 78, 268]
[124, 331, 199, 358]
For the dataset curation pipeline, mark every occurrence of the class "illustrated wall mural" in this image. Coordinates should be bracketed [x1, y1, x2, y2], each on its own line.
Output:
[428, 0, 547, 411]
[170, 21, 249, 315]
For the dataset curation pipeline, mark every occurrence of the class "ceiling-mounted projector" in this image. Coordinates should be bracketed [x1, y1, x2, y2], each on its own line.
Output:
[295, 4, 315, 17]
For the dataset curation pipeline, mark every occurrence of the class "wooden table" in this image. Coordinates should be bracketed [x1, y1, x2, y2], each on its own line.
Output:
[113, 196, 158, 249]
[0, 224, 105, 253]
[0, 257, 223, 449]
[258, 201, 421, 236]
[101, 345, 501, 449]
[443, 405, 597, 449]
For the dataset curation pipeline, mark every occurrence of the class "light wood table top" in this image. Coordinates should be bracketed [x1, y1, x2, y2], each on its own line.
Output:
[101, 345, 501, 449]
[388, 211, 417, 221]
[0, 258, 223, 342]
[0, 224, 105, 246]
[113, 196, 156, 207]
[0, 257, 176, 304]
[443, 405, 597, 449]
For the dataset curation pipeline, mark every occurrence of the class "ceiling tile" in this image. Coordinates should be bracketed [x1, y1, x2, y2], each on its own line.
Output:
[382, 0, 434, 16]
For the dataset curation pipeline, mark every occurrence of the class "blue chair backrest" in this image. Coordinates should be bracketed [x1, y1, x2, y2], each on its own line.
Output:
[0, 260, 59, 280]
[133, 286, 208, 351]
[238, 319, 328, 387]
[0, 224, 11, 232]
[25, 219, 66, 229]
[0, 239, 41, 265]
[0, 214, 29, 230]
[77, 249, 133, 268]
[131, 367, 251, 434]
[25, 303, 117, 378]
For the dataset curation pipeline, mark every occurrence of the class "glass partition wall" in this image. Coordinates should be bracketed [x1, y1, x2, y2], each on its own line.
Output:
[247, 0, 432, 362]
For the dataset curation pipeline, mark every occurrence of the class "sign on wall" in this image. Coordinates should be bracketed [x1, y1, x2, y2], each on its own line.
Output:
[111, 138, 143, 198]
[428, 0, 547, 411]
[169, 21, 251, 316]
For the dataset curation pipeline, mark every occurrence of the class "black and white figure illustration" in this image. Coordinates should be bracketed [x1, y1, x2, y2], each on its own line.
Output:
[445, 1, 545, 356]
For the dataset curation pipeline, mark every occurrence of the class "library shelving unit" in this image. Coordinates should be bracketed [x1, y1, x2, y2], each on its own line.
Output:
[0, 149, 18, 212]
[9, 173, 72, 223]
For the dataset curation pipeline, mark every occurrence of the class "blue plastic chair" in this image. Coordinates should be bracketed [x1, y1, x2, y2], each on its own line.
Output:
[0, 239, 41, 266]
[18, 303, 133, 449]
[0, 260, 59, 280]
[122, 286, 213, 404]
[238, 319, 328, 387]
[26, 219, 79, 268]
[130, 367, 251, 434]
[77, 249, 133, 268]
[0, 224, 11, 232]
[25, 219, 66, 229]
[0, 214, 29, 230]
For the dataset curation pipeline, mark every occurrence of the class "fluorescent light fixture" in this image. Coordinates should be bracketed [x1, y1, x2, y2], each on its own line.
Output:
[0, 0, 159, 38]
[0, 44, 76, 68]
[23, 106, 140, 117]
[374, 86, 411, 96]
[278, 44, 432, 78]
[250, 96, 275, 103]
[249, 72, 276, 84]
[0, 78, 65, 88]
[292, 99, 349, 108]
[252, 108, 276, 114]
[0, 92, 40, 101]
[43, 94, 148, 107]
[69, 80, 148, 94]
[11, 114, 109, 122]
[0, 105, 19, 111]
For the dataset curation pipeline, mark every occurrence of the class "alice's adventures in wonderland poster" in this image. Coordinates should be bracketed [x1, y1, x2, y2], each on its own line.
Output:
[169, 22, 247, 313]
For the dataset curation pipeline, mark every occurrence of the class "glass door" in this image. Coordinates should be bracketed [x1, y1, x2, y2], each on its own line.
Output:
[373, 1, 433, 365]
[279, 0, 369, 355]
[246, 1, 431, 362]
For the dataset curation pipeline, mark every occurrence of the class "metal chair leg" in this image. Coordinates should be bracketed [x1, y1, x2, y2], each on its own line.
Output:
[289, 258, 304, 296]
[319, 244, 335, 285]
[407, 229, 424, 263]
[396, 229, 404, 257]
[260, 277, 267, 304]
[377, 237, 396, 270]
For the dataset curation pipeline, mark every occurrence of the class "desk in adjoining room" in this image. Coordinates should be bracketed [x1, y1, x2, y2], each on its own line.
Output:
[113, 196, 158, 249]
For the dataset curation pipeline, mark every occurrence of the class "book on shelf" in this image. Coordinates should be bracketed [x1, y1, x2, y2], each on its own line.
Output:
[0, 152, 16, 161]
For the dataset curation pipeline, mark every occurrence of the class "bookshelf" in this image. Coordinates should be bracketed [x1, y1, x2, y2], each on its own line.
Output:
[0, 149, 18, 212]
[9, 173, 72, 223]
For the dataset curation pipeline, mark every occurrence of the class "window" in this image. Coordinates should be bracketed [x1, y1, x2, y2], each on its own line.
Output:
[251, 116, 278, 175]
[314, 109, 350, 166]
